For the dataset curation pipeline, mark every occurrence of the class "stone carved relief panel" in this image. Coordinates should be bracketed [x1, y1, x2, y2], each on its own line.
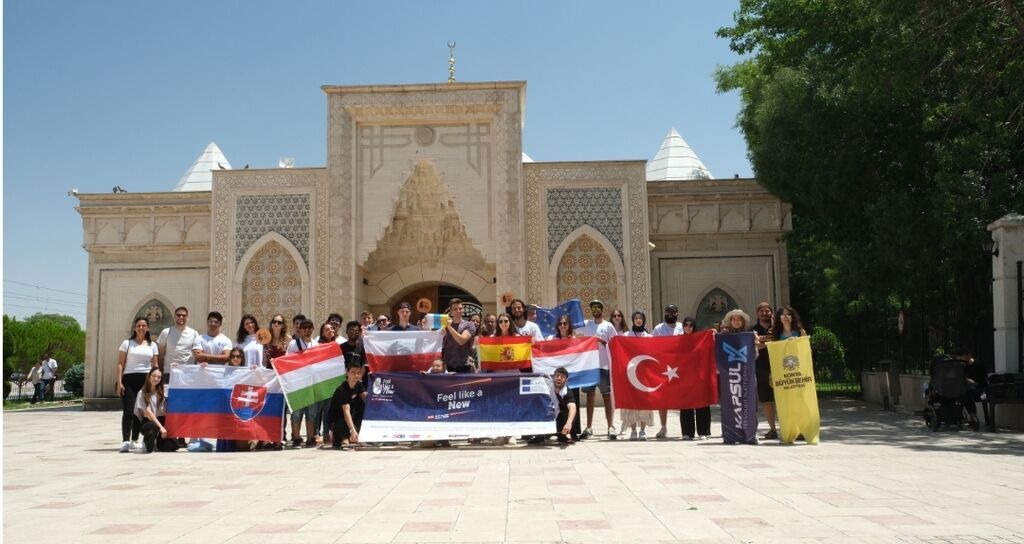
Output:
[234, 194, 311, 265]
[366, 160, 485, 272]
[241, 240, 303, 328]
[211, 170, 327, 324]
[547, 188, 623, 261]
[556, 235, 619, 312]
[354, 122, 495, 265]
[328, 86, 524, 316]
[649, 200, 788, 235]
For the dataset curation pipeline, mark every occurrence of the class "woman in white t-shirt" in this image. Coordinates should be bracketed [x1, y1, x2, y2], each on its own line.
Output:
[116, 317, 159, 452]
[134, 367, 180, 453]
[235, 314, 264, 368]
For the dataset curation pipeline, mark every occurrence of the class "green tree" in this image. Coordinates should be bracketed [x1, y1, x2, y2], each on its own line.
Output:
[2, 313, 86, 375]
[716, 1, 1024, 366]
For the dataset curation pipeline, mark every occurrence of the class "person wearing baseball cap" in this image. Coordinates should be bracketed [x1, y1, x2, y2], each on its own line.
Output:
[389, 301, 419, 331]
[579, 299, 618, 440]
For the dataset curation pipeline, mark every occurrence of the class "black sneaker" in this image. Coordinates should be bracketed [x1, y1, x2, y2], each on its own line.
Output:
[580, 428, 593, 440]
[764, 430, 779, 440]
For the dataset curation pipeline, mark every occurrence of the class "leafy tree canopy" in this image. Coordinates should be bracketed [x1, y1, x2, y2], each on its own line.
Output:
[716, 0, 1024, 360]
[3, 313, 85, 376]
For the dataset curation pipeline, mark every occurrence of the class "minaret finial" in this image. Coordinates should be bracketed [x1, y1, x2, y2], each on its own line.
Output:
[447, 41, 456, 84]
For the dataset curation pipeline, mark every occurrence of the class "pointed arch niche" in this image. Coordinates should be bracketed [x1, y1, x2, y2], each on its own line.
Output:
[693, 285, 744, 331]
[549, 225, 625, 311]
[129, 293, 175, 335]
[233, 232, 310, 327]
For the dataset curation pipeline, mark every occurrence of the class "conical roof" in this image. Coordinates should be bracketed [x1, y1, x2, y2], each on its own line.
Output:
[172, 142, 231, 191]
[646, 128, 713, 181]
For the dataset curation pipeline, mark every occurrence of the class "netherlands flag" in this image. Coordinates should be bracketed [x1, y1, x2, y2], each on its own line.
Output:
[363, 330, 444, 372]
[530, 337, 600, 389]
[166, 365, 284, 442]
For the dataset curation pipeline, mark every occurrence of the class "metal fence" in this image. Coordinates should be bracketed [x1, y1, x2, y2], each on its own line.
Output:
[6, 380, 76, 402]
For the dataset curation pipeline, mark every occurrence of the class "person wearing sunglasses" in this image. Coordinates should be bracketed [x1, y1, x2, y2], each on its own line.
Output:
[156, 306, 199, 384]
[264, 314, 291, 366]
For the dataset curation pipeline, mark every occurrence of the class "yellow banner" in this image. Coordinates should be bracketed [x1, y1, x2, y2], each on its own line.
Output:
[767, 336, 820, 444]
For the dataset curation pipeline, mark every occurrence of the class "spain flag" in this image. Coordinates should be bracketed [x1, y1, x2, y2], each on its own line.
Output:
[477, 336, 533, 371]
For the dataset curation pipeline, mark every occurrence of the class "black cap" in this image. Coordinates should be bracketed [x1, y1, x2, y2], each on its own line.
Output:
[398, 301, 412, 310]
[665, 304, 679, 312]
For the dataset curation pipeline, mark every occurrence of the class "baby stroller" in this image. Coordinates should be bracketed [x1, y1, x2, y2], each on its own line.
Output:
[923, 357, 979, 431]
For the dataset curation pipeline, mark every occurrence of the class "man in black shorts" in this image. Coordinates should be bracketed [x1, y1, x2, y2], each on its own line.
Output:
[752, 301, 778, 440]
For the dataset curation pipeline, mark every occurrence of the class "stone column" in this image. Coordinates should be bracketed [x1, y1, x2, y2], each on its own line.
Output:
[989, 213, 1024, 374]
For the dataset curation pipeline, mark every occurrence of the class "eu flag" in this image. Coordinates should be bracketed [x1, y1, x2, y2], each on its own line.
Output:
[533, 299, 585, 338]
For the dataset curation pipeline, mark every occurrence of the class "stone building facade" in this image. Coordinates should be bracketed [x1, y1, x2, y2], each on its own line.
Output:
[76, 81, 790, 406]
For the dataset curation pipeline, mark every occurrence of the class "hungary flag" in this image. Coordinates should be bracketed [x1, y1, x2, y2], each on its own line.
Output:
[271, 342, 346, 411]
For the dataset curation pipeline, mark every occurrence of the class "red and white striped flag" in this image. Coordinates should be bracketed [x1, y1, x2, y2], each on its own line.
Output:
[362, 330, 444, 373]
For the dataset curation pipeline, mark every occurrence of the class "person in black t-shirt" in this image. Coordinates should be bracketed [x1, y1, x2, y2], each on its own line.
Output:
[326, 363, 368, 449]
[751, 302, 778, 440]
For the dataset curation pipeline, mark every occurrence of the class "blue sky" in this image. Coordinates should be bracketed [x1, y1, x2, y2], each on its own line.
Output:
[3, 1, 752, 326]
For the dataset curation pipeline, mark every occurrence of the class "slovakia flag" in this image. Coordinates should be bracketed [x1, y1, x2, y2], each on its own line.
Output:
[608, 330, 718, 410]
[166, 365, 285, 441]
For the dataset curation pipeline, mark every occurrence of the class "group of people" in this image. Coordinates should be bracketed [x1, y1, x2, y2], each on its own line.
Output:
[114, 297, 808, 453]
[25, 353, 59, 404]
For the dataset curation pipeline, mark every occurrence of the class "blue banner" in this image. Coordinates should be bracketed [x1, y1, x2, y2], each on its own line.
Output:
[534, 299, 586, 338]
[715, 333, 759, 445]
[360, 372, 559, 441]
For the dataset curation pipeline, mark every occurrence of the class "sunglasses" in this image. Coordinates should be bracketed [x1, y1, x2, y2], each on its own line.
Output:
[498, 319, 510, 323]
[271, 320, 284, 325]
[230, 355, 243, 359]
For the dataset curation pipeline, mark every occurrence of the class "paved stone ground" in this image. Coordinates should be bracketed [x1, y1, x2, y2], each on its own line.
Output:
[4, 398, 1024, 544]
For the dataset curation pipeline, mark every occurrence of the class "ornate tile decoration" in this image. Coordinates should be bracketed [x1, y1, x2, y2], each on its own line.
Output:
[556, 234, 619, 311]
[524, 163, 650, 312]
[235, 194, 310, 265]
[210, 169, 327, 324]
[546, 188, 623, 261]
[241, 240, 302, 328]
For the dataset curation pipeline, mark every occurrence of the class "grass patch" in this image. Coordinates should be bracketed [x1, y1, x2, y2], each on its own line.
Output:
[3, 398, 82, 411]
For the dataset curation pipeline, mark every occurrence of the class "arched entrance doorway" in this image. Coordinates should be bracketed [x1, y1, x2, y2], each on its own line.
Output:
[384, 283, 482, 322]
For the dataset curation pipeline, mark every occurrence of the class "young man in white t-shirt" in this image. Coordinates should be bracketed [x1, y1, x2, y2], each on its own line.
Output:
[652, 304, 684, 438]
[157, 306, 199, 382]
[510, 299, 544, 342]
[192, 311, 233, 364]
[579, 300, 618, 440]
[40, 352, 59, 401]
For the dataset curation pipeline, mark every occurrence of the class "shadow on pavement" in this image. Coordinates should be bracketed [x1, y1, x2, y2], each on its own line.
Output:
[819, 397, 1024, 456]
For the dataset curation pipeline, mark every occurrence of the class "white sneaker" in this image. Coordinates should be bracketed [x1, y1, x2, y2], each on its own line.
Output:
[131, 441, 149, 454]
[629, 430, 638, 440]
[119, 441, 131, 453]
[698, 435, 710, 441]
[655, 428, 667, 439]
[638, 431, 647, 441]
[607, 426, 618, 439]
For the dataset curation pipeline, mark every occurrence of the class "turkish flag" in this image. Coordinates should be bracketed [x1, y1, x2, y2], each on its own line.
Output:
[609, 330, 719, 410]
